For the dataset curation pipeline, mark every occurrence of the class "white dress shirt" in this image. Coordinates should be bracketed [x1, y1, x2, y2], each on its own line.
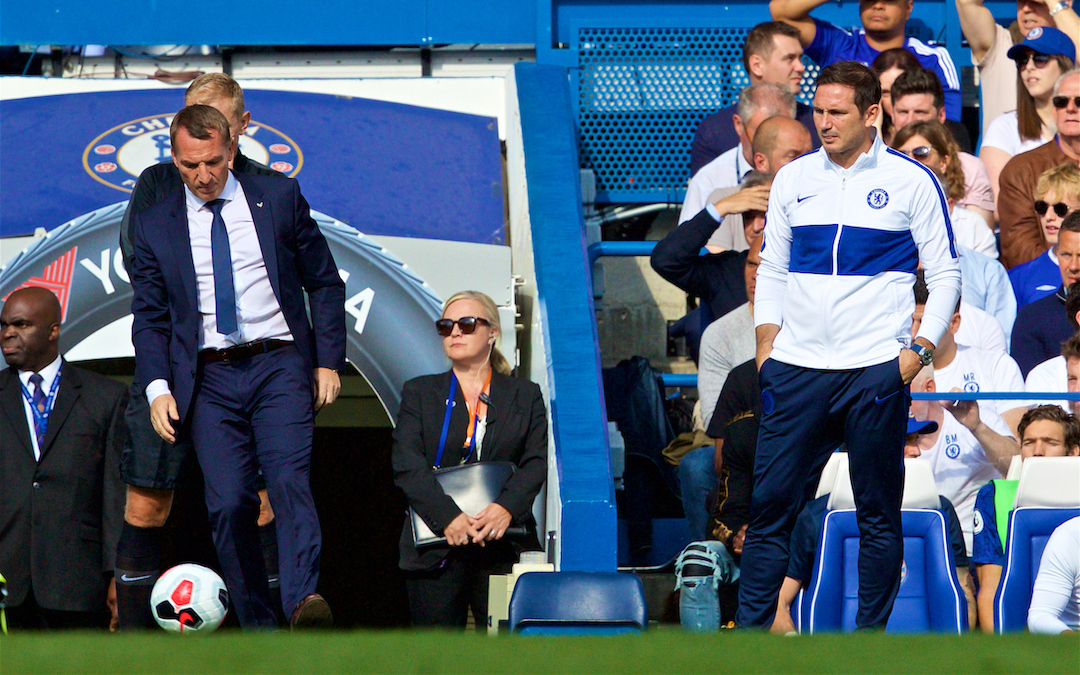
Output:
[678, 144, 751, 224]
[17, 355, 62, 461]
[147, 172, 293, 404]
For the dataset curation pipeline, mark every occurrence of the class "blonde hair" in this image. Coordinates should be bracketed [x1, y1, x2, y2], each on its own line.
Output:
[185, 73, 245, 116]
[442, 291, 512, 375]
[1035, 163, 1080, 201]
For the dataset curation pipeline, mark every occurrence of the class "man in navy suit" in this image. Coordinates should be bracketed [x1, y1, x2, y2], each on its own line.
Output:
[129, 104, 346, 630]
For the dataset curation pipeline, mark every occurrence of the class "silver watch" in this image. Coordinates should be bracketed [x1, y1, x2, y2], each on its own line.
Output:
[1051, 1, 1068, 15]
[909, 343, 933, 366]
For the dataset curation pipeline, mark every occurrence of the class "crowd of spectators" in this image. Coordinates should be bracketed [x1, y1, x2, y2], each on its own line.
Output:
[656, 0, 1080, 633]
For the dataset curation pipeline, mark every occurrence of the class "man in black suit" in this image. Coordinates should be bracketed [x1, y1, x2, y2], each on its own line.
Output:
[0, 287, 127, 629]
[114, 72, 286, 631]
[129, 104, 346, 630]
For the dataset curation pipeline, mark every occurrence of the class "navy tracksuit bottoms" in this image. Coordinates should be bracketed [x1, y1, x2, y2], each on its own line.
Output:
[735, 357, 909, 630]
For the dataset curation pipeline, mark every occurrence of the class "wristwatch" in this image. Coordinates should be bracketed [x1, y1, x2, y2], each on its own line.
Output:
[909, 343, 934, 366]
[1050, 1, 1068, 15]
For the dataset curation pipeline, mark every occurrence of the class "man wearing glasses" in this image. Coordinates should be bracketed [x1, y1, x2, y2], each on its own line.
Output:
[999, 69, 1080, 268]
[1009, 164, 1080, 308]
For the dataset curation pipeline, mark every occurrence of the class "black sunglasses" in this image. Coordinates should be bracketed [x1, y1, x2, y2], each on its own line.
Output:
[1034, 200, 1072, 218]
[1052, 96, 1080, 109]
[902, 146, 932, 159]
[435, 316, 491, 336]
[1013, 52, 1052, 68]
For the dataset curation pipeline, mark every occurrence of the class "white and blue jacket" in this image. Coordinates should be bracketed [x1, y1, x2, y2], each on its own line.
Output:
[755, 134, 961, 370]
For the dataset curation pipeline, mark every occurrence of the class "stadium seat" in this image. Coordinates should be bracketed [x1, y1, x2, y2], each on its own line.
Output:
[507, 571, 648, 635]
[1006, 454, 1022, 480]
[804, 508, 967, 633]
[807, 459, 964, 633]
[994, 457, 1080, 633]
[814, 452, 847, 499]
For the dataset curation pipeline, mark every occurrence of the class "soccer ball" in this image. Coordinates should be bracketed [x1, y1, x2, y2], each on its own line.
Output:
[150, 563, 229, 633]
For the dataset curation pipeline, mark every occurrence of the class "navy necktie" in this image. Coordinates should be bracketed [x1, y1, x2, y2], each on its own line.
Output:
[206, 199, 238, 335]
[28, 373, 47, 449]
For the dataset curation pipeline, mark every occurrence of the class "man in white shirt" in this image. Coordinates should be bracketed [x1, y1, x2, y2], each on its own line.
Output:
[130, 105, 345, 630]
[0, 287, 127, 629]
[1028, 515, 1080, 634]
[739, 62, 961, 629]
[912, 287, 1028, 437]
[679, 84, 796, 225]
[909, 365, 1018, 553]
[1025, 331, 1080, 413]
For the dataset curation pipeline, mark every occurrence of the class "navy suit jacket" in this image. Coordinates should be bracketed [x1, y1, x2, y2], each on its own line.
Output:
[129, 172, 346, 427]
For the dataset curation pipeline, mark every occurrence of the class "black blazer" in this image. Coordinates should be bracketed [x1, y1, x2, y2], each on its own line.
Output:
[392, 369, 548, 571]
[0, 361, 128, 612]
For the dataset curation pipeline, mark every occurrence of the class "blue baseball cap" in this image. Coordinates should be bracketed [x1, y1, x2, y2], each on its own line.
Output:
[906, 411, 938, 435]
[1008, 26, 1077, 64]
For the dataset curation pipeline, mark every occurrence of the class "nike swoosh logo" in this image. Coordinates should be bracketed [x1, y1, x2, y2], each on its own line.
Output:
[120, 574, 153, 583]
[797, 194, 816, 203]
[874, 390, 901, 404]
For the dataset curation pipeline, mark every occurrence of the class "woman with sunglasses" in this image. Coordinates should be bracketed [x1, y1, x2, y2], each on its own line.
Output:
[980, 27, 1076, 207]
[392, 290, 547, 629]
[892, 120, 998, 258]
[1009, 163, 1080, 308]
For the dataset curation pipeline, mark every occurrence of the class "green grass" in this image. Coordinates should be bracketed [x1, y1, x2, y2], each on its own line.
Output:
[1, 630, 1077, 675]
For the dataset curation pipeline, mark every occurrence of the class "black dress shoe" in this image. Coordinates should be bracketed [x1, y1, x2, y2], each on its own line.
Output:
[289, 593, 333, 630]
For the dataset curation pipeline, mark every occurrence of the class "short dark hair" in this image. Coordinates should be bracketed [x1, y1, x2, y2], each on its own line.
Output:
[1018, 405, 1080, 452]
[1067, 276, 1080, 331]
[170, 104, 231, 148]
[890, 68, 945, 112]
[870, 47, 921, 78]
[1062, 210, 1080, 235]
[913, 268, 960, 312]
[1062, 332, 1080, 361]
[815, 61, 881, 114]
[913, 269, 929, 305]
[743, 22, 803, 72]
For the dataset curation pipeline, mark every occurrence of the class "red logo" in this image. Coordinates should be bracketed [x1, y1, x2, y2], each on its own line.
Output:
[94, 162, 118, 173]
[270, 162, 294, 172]
[171, 579, 194, 606]
[3, 247, 78, 322]
[94, 145, 116, 155]
[269, 144, 291, 154]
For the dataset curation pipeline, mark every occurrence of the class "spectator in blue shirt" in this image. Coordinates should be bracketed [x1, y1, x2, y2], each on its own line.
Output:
[771, 0, 962, 120]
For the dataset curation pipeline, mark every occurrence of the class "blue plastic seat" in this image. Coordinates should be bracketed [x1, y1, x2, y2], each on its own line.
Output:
[507, 571, 648, 635]
[995, 506, 1080, 633]
[804, 509, 967, 633]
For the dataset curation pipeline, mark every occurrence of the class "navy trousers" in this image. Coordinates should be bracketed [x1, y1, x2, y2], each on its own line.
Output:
[190, 345, 320, 629]
[736, 357, 908, 630]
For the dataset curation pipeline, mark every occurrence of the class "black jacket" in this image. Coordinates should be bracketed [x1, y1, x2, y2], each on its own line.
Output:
[651, 208, 748, 321]
[392, 369, 547, 571]
[0, 362, 128, 611]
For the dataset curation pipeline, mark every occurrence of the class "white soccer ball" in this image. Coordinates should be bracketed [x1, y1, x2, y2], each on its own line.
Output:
[150, 563, 229, 633]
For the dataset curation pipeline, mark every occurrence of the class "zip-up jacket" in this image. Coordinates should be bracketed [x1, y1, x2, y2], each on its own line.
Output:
[755, 135, 961, 370]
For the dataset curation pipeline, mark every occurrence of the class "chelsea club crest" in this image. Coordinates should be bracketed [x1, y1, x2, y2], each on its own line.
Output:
[82, 114, 303, 192]
[867, 188, 889, 209]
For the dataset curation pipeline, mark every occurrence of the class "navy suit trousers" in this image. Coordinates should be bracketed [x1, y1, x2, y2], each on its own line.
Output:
[190, 345, 320, 629]
[736, 357, 908, 630]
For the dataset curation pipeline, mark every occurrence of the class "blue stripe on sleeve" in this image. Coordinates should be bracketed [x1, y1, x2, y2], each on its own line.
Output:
[790, 224, 838, 275]
[885, 148, 958, 259]
[836, 226, 919, 275]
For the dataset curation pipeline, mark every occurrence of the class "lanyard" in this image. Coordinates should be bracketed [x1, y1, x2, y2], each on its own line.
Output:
[462, 368, 492, 454]
[20, 363, 62, 441]
[433, 369, 491, 469]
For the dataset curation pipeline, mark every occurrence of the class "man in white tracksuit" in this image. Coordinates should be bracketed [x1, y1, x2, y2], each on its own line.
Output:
[738, 61, 962, 630]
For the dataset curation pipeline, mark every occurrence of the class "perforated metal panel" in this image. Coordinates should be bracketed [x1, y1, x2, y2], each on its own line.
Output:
[577, 26, 819, 203]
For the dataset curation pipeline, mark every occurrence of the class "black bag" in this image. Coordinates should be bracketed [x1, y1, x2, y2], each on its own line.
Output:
[409, 461, 524, 546]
